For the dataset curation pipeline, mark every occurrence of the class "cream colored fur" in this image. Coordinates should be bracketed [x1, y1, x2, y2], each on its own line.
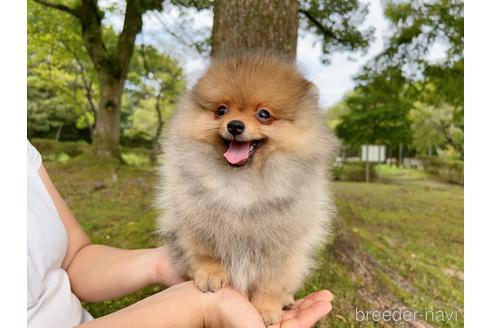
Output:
[155, 53, 338, 325]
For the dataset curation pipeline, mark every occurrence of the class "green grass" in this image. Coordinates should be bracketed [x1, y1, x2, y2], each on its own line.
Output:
[375, 164, 430, 180]
[37, 140, 463, 327]
[330, 182, 463, 327]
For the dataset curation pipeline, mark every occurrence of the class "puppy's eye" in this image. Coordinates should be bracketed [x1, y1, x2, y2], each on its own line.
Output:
[256, 108, 271, 122]
[216, 105, 228, 117]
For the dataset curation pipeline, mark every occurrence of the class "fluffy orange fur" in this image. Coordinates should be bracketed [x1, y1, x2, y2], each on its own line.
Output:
[157, 53, 338, 325]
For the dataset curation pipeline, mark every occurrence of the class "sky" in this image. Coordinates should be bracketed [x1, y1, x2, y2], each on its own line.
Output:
[103, 0, 445, 109]
[296, 0, 388, 108]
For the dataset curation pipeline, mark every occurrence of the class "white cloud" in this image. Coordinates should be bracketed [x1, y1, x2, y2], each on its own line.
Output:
[297, 0, 389, 108]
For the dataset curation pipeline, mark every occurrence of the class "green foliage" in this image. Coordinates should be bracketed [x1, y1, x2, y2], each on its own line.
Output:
[335, 68, 413, 148]
[28, 1, 185, 145]
[170, 0, 212, 10]
[333, 162, 377, 182]
[123, 45, 186, 143]
[383, 0, 463, 63]
[299, 0, 373, 63]
[324, 93, 351, 130]
[334, 0, 463, 158]
[121, 152, 151, 167]
[28, 0, 98, 139]
[410, 100, 463, 157]
[28, 0, 376, 145]
[30, 138, 88, 160]
[420, 156, 464, 185]
[382, 0, 464, 144]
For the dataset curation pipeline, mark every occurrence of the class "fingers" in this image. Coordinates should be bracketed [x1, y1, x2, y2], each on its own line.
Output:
[295, 298, 332, 327]
[278, 290, 333, 328]
[301, 290, 334, 304]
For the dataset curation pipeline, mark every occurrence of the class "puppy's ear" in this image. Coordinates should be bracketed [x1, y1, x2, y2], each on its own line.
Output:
[302, 79, 320, 104]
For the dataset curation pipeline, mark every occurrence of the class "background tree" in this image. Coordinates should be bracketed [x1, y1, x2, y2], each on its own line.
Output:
[28, 1, 97, 140]
[28, 1, 185, 149]
[334, 0, 464, 158]
[211, 0, 373, 59]
[325, 92, 352, 131]
[211, 0, 299, 58]
[335, 67, 413, 151]
[123, 44, 185, 154]
[30, 0, 375, 157]
[32, 0, 164, 158]
[409, 98, 464, 157]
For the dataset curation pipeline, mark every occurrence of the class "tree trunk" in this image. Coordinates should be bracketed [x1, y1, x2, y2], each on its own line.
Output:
[33, 0, 163, 158]
[211, 0, 298, 59]
[92, 74, 125, 158]
[151, 88, 165, 163]
[55, 124, 63, 141]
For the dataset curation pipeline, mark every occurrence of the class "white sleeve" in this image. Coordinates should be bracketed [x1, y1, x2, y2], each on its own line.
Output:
[27, 140, 42, 170]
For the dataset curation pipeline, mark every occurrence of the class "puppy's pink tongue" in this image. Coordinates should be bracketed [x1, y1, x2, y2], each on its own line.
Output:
[224, 140, 251, 165]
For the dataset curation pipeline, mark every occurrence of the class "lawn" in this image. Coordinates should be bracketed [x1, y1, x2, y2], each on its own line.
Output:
[34, 140, 464, 327]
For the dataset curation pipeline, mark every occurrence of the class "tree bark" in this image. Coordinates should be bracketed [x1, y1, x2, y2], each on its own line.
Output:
[92, 73, 125, 157]
[78, 0, 144, 158]
[211, 0, 299, 59]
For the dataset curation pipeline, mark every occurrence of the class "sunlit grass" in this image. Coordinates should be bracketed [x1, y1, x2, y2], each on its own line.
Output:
[37, 140, 463, 327]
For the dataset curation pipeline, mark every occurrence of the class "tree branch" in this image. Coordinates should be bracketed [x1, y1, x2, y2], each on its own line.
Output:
[77, 0, 110, 75]
[299, 8, 336, 40]
[74, 55, 98, 117]
[32, 0, 79, 17]
[116, 0, 144, 78]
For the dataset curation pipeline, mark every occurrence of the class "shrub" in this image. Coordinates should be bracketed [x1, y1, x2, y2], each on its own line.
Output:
[121, 152, 151, 167]
[30, 138, 88, 160]
[333, 162, 377, 182]
[420, 156, 464, 185]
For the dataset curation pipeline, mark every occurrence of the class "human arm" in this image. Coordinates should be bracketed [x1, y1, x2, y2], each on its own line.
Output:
[76, 281, 333, 328]
[38, 166, 183, 302]
[66, 245, 183, 302]
[212, 287, 333, 328]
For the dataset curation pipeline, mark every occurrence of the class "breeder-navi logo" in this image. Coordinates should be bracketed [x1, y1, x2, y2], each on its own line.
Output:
[355, 307, 459, 323]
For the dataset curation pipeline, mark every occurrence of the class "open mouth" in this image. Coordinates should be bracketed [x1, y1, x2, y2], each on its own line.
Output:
[223, 138, 265, 167]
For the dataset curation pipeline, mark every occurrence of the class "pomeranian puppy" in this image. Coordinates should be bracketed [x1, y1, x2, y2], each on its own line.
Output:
[156, 53, 338, 325]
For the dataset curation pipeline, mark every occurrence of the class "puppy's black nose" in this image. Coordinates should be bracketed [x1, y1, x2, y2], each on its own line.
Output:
[227, 120, 245, 136]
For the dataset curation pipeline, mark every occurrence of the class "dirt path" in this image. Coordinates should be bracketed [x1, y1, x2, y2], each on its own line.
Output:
[332, 215, 434, 328]
[377, 167, 454, 189]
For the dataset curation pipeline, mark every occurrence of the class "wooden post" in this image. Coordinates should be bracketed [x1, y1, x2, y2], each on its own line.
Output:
[398, 143, 403, 167]
[365, 145, 370, 183]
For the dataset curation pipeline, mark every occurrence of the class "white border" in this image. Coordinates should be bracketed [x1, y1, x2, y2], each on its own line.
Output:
[0, 1, 27, 326]
[464, 1, 492, 327]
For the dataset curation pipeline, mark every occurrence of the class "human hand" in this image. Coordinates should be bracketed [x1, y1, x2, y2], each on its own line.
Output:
[269, 290, 333, 328]
[209, 287, 333, 328]
[151, 246, 333, 327]
[152, 246, 186, 286]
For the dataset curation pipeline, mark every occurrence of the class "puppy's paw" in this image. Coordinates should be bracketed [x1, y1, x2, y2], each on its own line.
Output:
[252, 295, 284, 326]
[193, 265, 229, 292]
[259, 308, 282, 327]
[282, 295, 295, 311]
